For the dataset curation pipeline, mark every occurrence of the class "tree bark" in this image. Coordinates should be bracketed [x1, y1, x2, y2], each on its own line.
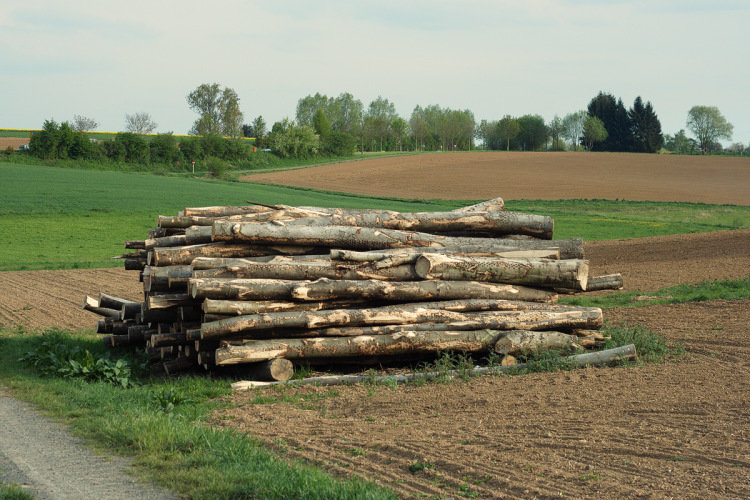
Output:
[190, 278, 302, 300]
[584, 273, 624, 291]
[212, 222, 569, 252]
[456, 197, 505, 213]
[82, 295, 120, 318]
[98, 293, 138, 311]
[143, 265, 194, 292]
[191, 261, 419, 282]
[199, 301, 602, 340]
[191, 255, 331, 269]
[147, 293, 194, 310]
[279, 210, 552, 239]
[215, 329, 506, 364]
[150, 242, 319, 266]
[493, 330, 578, 355]
[290, 278, 557, 304]
[415, 254, 589, 290]
[182, 205, 276, 217]
[329, 248, 560, 264]
[184, 225, 213, 244]
[202, 298, 368, 316]
[145, 234, 188, 249]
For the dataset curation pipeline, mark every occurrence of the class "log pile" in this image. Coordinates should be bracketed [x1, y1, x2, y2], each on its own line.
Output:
[86, 198, 625, 381]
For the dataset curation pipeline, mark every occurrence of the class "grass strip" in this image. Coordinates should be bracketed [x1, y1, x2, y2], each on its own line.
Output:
[559, 277, 750, 308]
[0, 327, 396, 499]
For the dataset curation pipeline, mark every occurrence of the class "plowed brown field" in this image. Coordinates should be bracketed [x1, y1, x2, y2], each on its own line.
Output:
[2, 229, 749, 498]
[243, 152, 750, 205]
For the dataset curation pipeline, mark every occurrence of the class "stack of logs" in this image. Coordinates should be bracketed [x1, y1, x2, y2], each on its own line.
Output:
[85, 197, 623, 381]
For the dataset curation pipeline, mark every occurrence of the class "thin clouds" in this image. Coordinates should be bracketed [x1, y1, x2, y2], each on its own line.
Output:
[0, 0, 747, 143]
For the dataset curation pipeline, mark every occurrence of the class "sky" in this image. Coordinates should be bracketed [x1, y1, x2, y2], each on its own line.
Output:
[2, 0, 748, 145]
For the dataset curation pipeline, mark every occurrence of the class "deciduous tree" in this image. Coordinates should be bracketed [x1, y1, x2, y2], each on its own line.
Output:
[71, 114, 98, 132]
[562, 111, 586, 150]
[496, 115, 520, 151]
[125, 112, 158, 134]
[187, 83, 243, 137]
[686, 105, 733, 154]
[583, 115, 608, 150]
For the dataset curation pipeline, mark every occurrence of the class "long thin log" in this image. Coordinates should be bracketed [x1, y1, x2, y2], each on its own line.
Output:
[230, 344, 637, 389]
[278, 210, 553, 239]
[202, 298, 369, 316]
[330, 240, 584, 260]
[182, 205, 276, 217]
[330, 248, 559, 264]
[216, 329, 507, 364]
[191, 255, 331, 269]
[290, 278, 557, 303]
[415, 254, 589, 290]
[192, 261, 419, 282]
[144, 234, 188, 249]
[98, 293, 138, 310]
[150, 242, 320, 266]
[212, 222, 568, 252]
[190, 278, 303, 300]
[200, 301, 603, 340]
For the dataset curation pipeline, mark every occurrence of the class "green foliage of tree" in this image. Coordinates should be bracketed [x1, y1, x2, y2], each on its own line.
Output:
[548, 115, 565, 151]
[629, 97, 663, 153]
[587, 92, 632, 152]
[583, 115, 608, 150]
[113, 133, 149, 163]
[312, 109, 331, 139]
[29, 119, 99, 160]
[149, 133, 182, 164]
[296, 92, 364, 137]
[178, 137, 203, 161]
[187, 83, 243, 137]
[252, 115, 267, 147]
[517, 114, 548, 151]
[322, 131, 356, 156]
[267, 119, 320, 158]
[496, 115, 520, 151]
[686, 105, 733, 154]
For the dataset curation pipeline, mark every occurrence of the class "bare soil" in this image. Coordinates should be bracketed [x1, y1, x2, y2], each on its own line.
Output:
[0, 137, 29, 150]
[243, 152, 750, 205]
[1, 229, 746, 498]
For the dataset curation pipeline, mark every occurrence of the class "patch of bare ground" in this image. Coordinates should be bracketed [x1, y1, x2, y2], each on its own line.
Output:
[0, 138, 29, 150]
[242, 152, 750, 205]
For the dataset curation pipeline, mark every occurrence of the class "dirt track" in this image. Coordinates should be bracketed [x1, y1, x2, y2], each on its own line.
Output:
[243, 152, 750, 205]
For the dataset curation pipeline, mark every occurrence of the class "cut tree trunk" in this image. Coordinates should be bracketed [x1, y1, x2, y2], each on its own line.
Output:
[584, 273, 624, 291]
[215, 329, 507, 364]
[202, 298, 368, 316]
[415, 254, 589, 290]
[150, 242, 320, 266]
[456, 197, 504, 213]
[329, 248, 560, 264]
[279, 210, 553, 239]
[190, 278, 303, 300]
[191, 261, 419, 282]
[327, 240, 583, 260]
[493, 330, 578, 355]
[199, 301, 603, 340]
[290, 278, 557, 303]
[212, 222, 569, 252]
[82, 296, 120, 318]
[244, 359, 295, 381]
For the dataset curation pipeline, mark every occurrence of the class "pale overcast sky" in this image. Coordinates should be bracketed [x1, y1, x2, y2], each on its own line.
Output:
[2, 1, 748, 144]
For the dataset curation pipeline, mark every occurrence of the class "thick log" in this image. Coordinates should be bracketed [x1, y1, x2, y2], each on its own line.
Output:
[184, 225, 213, 244]
[457, 197, 505, 213]
[124, 240, 146, 249]
[415, 254, 589, 290]
[98, 293, 138, 311]
[96, 317, 115, 333]
[329, 248, 559, 264]
[192, 261, 419, 282]
[279, 210, 552, 239]
[144, 234, 188, 250]
[151, 242, 320, 266]
[303, 309, 603, 337]
[147, 293, 194, 310]
[243, 359, 295, 381]
[190, 278, 302, 300]
[585, 273, 624, 291]
[493, 330, 579, 355]
[200, 300, 603, 340]
[82, 296, 120, 318]
[290, 278, 557, 303]
[216, 329, 506, 364]
[124, 258, 146, 271]
[143, 265, 194, 292]
[150, 332, 188, 348]
[121, 302, 144, 320]
[213, 222, 570, 252]
[202, 298, 368, 316]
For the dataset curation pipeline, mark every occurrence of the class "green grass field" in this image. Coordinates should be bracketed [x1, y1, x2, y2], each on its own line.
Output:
[1, 162, 749, 270]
